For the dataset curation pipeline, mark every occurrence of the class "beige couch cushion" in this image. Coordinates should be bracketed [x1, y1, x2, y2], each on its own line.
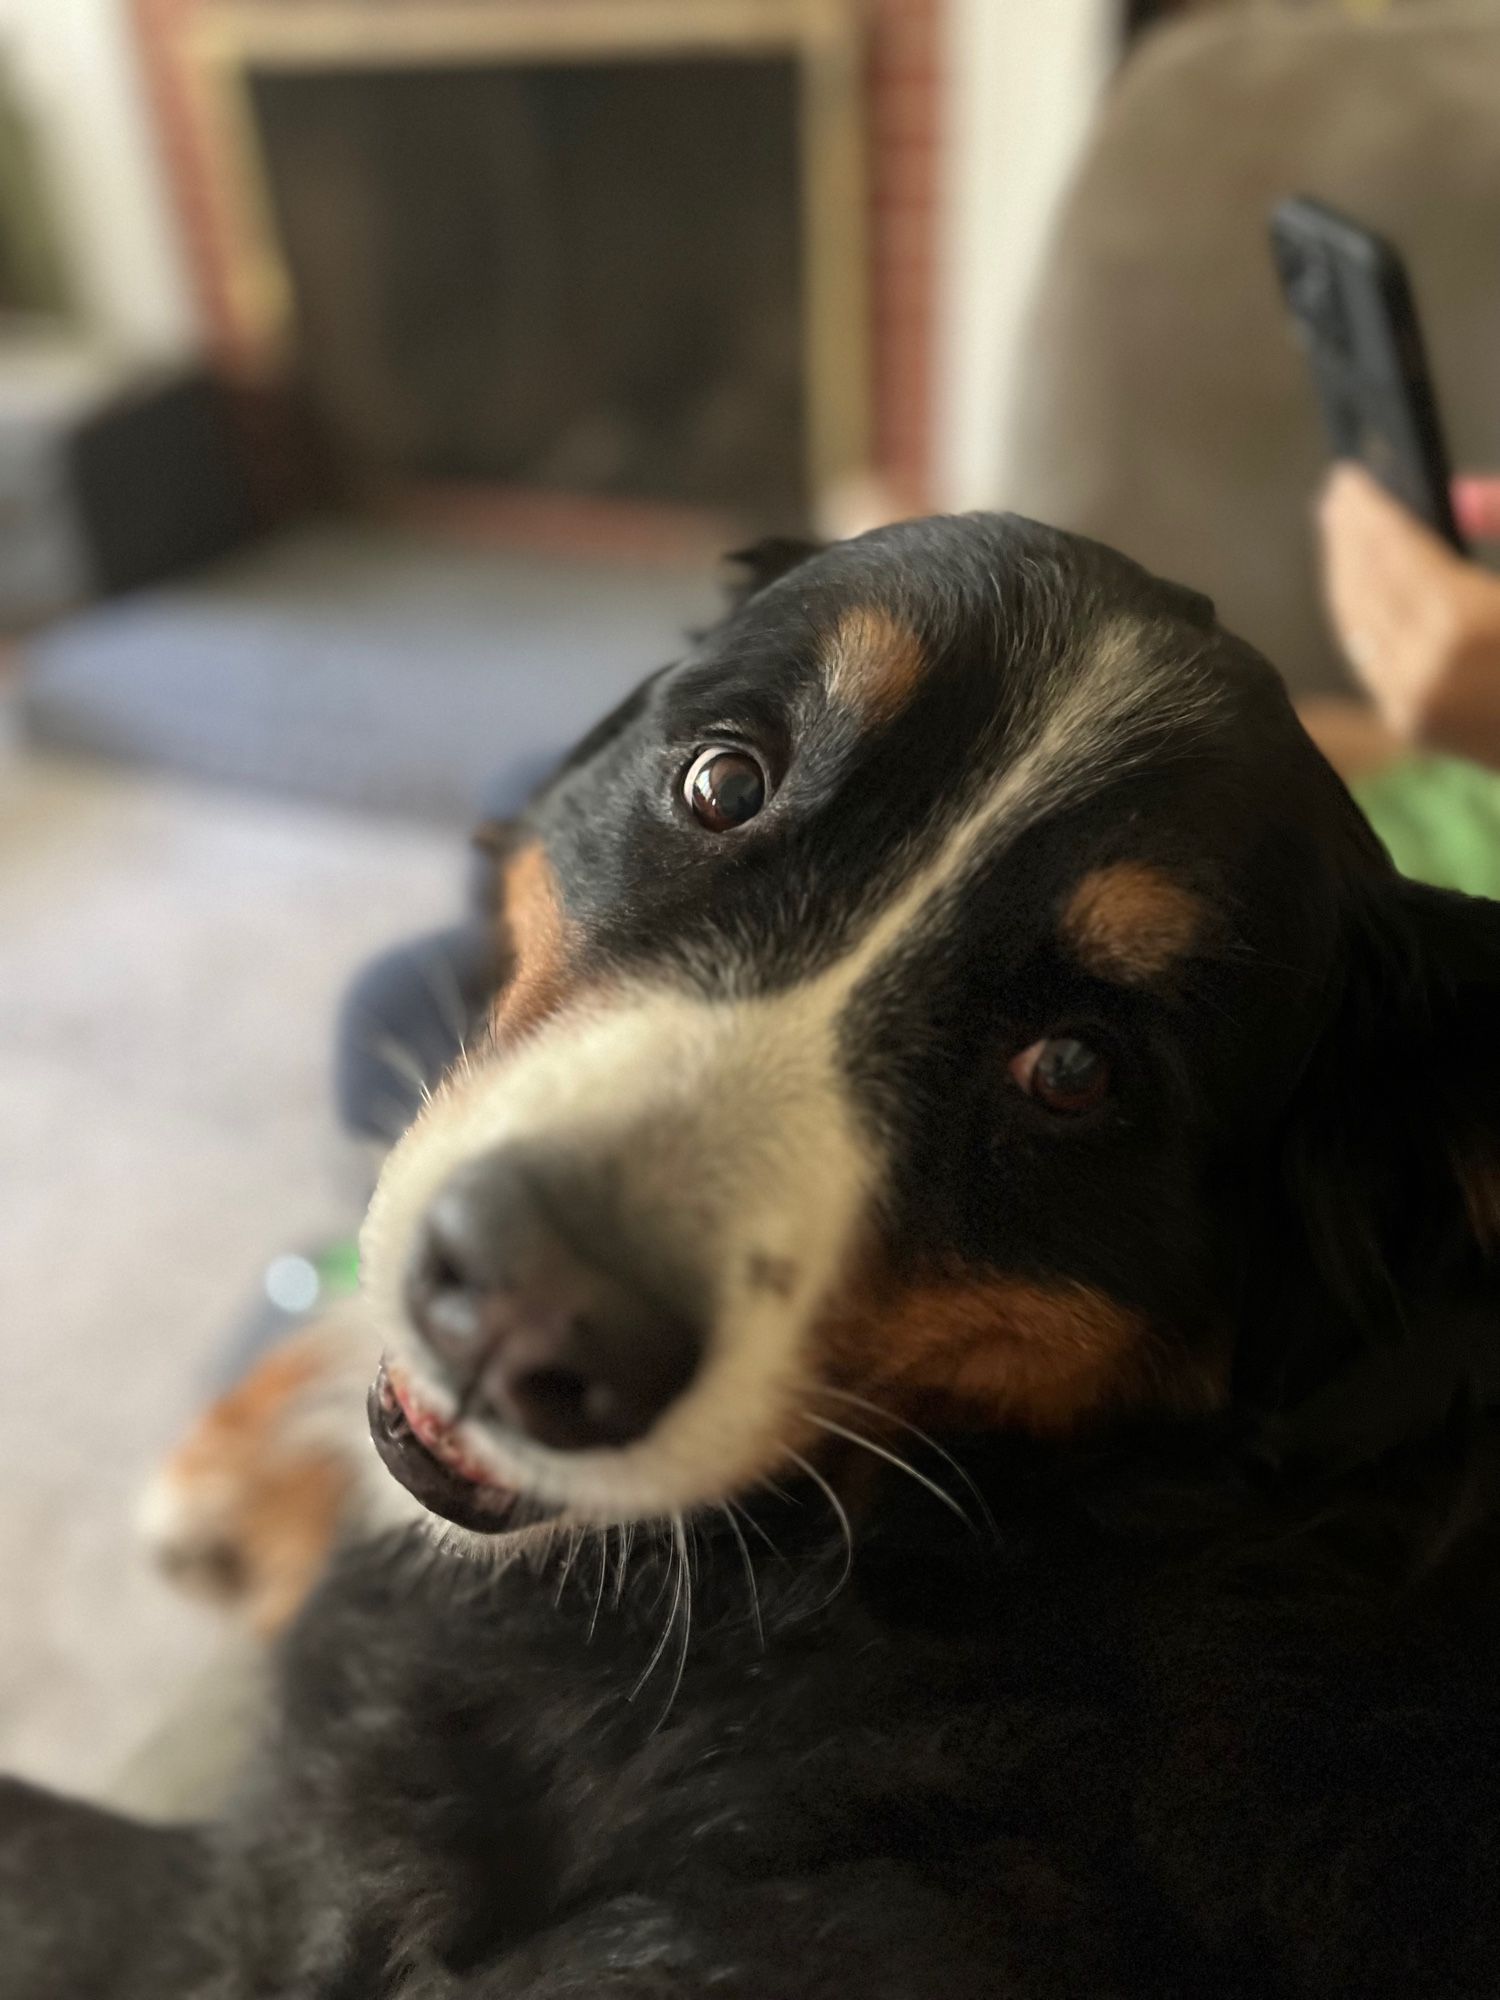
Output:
[1010, 3, 1500, 695]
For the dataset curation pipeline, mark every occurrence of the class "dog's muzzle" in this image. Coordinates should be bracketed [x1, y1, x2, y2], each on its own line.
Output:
[361, 988, 872, 1525]
[405, 1143, 703, 1452]
[369, 1140, 707, 1530]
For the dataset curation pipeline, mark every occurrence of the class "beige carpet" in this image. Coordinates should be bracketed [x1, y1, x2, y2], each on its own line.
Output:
[0, 742, 458, 1798]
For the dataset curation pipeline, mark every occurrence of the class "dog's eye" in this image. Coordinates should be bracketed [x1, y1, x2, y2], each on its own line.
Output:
[1010, 1037, 1111, 1115]
[684, 746, 768, 832]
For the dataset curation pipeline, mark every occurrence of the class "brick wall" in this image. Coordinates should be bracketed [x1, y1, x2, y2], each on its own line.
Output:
[866, 0, 941, 509]
[132, 0, 244, 362]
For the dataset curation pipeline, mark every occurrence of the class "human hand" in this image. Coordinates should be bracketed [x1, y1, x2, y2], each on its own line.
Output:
[1317, 464, 1500, 765]
[1453, 476, 1500, 544]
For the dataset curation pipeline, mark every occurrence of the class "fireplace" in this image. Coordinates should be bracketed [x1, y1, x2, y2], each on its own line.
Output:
[132, 0, 943, 538]
[248, 52, 807, 516]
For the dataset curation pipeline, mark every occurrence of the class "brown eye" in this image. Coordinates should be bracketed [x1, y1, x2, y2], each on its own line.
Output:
[684, 746, 768, 832]
[1010, 1036, 1111, 1115]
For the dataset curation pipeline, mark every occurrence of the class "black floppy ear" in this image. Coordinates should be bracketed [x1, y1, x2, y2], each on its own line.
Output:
[471, 817, 518, 863]
[688, 538, 825, 645]
[1394, 880, 1500, 1252]
[1250, 877, 1500, 1461]
[720, 536, 825, 610]
[468, 816, 520, 923]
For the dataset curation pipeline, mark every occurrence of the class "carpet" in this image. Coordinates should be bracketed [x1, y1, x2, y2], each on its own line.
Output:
[0, 746, 458, 1796]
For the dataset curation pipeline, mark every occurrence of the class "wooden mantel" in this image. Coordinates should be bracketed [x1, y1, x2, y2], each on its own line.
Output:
[188, 0, 856, 67]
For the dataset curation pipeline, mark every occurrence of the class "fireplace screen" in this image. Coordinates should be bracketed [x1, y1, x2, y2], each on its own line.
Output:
[249, 55, 807, 519]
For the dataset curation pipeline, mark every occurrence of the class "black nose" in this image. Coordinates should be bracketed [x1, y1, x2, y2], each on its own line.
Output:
[405, 1146, 701, 1452]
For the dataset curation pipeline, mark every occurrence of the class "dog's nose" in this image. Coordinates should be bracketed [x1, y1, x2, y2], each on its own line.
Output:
[405, 1147, 701, 1452]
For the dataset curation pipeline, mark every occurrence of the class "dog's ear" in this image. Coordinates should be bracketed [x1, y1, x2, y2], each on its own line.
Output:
[721, 536, 825, 610]
[1248, 876, 1500, 1463]
[471, 816, 518, 863]
[1395, 879, 1500, 1254]
[686, 538, 824, 648]
[468, 816, 520, 926]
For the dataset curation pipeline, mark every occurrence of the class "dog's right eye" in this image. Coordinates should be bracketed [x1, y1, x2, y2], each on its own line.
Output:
[1010, 1036, 1112, 1115]
[683, 746, 768, 832]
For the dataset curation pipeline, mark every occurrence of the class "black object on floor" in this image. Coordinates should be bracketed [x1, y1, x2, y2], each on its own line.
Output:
[0, 343, 254, 627]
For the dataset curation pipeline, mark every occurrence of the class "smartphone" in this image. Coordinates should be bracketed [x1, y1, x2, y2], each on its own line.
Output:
[1270, 195, 1465, 550]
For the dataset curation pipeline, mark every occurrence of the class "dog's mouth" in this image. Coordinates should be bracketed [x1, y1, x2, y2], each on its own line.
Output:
[368, 1363, 555, 1535]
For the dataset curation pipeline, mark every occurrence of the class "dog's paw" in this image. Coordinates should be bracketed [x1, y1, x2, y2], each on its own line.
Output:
[141, 1306, 382, 1637]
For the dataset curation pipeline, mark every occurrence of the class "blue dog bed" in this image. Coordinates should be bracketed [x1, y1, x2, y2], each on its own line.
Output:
[21, 519, 719, 824]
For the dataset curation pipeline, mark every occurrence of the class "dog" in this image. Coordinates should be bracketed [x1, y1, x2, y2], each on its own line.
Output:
[4, 511, 1500, 1999]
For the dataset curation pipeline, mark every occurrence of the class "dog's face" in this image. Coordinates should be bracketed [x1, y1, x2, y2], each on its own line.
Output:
[362, 513, 1500, 1536]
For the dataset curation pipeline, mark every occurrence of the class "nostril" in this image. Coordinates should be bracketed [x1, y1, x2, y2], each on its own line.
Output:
[501, 1363, 640, 1452]
[507, 1364, 589, 1440]
[406, 1218, 495, 1369]
[423, 1238, 467, 1297]
[405, 1150, 704, 1448]
[414, 1204, 487, 1297]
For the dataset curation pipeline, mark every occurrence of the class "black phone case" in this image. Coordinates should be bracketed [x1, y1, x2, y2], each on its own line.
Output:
[1270, 196, 1464, 550]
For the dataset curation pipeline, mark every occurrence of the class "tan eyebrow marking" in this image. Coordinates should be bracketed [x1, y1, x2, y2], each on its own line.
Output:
[821, 605, 927, 724]
[1061, 862, 1204, 985]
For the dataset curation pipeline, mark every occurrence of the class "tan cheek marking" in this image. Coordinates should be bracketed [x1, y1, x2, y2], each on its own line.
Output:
[820, 1271, 1225, 1436]
[492, 842, 574, 1040]
[822, 605, 927, 724]
[1062, 862, 1204, 986]
[1457, 1152, 1500, 1255]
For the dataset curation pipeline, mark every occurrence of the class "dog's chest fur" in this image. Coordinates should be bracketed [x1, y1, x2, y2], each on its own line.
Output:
[210, 1439, 1500, 2000]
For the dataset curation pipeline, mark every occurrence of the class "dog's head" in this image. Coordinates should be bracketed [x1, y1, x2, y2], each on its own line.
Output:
[362, 513, 1500, 1536]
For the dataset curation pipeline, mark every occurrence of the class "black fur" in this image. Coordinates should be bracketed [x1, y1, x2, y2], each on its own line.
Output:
[7, 1443, 1500, 1998]
[5, 513, 1500, 1997]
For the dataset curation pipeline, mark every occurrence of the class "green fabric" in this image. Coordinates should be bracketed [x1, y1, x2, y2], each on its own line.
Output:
[314, 1239, 361, 1296]
[1353, 754, 1500, 897]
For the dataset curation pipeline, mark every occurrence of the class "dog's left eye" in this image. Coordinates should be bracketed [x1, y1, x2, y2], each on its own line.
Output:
[684, 746, 768, 831]
[1010, 1036, 1111, 1115]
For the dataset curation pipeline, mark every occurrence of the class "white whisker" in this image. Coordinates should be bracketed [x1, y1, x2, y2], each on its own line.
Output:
[368, 1031, 434, 1106]
[414, 945, 473, 1052]
[785, 1448, 854, 1608]
[810, 1386, 999, 1538]
[719, 1503, 764, 1650]
[729, 1498, 784, 1561]
[613, 1521, 637, 1607]
[651, 1515, 694, 1731]
[587, 1527, 610, 1641]
[644, 1520, 676, 1613]
[802, 1414, 977, 1532]
[553, 1526, 583, 1607]
[630, 1519, 685, 1703]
